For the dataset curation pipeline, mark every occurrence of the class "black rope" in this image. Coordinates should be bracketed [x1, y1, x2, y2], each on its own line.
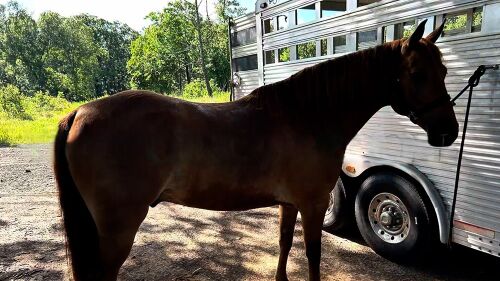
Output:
[448, 64, 499, 245]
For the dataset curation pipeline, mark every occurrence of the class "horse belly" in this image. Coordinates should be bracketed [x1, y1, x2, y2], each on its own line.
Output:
[159, 184, 278, 211]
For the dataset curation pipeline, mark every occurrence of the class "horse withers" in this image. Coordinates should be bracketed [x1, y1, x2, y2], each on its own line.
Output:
[54, 20, 457, 281]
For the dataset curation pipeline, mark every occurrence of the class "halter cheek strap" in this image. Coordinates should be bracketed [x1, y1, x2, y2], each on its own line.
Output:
[391, 78, 453, 124]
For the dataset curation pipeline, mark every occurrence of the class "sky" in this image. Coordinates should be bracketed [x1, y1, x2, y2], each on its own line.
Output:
[0, 0, 255, 31]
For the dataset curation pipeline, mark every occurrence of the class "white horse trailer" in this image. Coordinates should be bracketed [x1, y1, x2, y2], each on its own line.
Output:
[229, 0, 500, 260]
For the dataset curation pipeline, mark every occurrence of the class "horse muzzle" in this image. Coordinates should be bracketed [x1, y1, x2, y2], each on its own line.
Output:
[427, 131, 458, 147]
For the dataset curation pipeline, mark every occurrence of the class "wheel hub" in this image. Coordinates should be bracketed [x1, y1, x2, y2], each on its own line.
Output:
[368, 193, 410, 244]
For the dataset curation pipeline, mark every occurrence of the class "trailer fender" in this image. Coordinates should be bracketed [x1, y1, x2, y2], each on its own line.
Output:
[342, 154, 450, 244]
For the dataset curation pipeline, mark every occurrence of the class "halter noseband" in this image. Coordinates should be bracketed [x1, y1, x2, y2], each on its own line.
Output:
[407, 93, 453, 123]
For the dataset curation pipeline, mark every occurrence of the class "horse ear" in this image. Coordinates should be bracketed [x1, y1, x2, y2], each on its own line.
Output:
[407, 19, 428, 47]
[426, 19, 446, 43]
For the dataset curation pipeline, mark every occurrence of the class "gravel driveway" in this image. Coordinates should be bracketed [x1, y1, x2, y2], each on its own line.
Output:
[1, 144, 499, 281]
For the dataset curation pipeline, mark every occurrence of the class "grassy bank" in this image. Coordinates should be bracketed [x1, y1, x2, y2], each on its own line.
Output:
[0, 91, 230, 146]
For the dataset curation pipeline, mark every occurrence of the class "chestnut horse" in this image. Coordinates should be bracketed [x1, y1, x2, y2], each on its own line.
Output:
[54, 21, 457, 281]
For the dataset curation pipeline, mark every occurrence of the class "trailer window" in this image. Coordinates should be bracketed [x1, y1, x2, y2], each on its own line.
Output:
[321, 0, 346, 18]
[357, 30, 378, 50]
[265, 50, 276, 64]
[296, 4, 316, 25]
[233, 55, 258, 72]
[297, 41, 316, 60]
[321, 39, 328, 56]
[358, 0, 381, 7]
[231, 27, 257, 47]
[333, 35, 347, 54]
[442, 7, 483, 37]
[395, 20, 417, 40]
[277, 15, 289, 30]
[278, 47, 290, 62]
[472, 7, 483, 32]
[264, 19, 275, 34]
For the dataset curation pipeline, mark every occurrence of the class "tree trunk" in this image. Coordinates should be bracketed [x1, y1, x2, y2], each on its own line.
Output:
[194, 0, 213, 96]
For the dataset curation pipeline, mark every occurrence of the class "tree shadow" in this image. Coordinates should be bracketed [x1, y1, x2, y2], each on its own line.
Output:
[0, 240, 65, 280]
[121, 206, 310, 280]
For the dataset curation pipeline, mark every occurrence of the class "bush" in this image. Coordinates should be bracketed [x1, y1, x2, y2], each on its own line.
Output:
[0, 127, 11, 146]
[23, 91, 71, 118]
[0, 84, 30, 119]
[182, 79, 225, 99]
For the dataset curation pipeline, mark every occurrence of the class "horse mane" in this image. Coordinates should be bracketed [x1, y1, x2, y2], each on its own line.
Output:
[242, 40, 403, 124]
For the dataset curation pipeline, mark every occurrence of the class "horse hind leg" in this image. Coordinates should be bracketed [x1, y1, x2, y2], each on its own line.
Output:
[94, 206, 149, 281]
[275, 204, 298, 281]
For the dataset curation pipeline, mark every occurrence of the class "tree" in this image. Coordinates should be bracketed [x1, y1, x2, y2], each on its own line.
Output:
[216, 0, 247, 23]
[128, 0, 199, 94]
[0, 1, 136, 101]
[193, 0, 212, 96]
[0, 1, 43, 94]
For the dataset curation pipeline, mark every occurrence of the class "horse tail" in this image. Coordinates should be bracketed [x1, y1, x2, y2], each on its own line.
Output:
[54, 110, 100, 281]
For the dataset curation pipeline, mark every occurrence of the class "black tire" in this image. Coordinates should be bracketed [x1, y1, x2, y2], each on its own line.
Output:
[323, 178, 348, 232]
[354, 172, 432, 263]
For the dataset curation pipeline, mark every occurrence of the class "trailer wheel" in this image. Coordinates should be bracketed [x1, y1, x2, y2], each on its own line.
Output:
[355, 172, 431, 262]
[323, 178, 347, 231]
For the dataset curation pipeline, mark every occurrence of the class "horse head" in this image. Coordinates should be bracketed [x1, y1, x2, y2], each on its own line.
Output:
[391, 19, 459, 147]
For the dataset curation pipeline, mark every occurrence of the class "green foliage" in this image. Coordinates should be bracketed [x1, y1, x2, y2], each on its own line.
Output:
[297, 41, 316, 60]
[128, 0, 246, 95]
[0, 1, 136, 102]
[0, 88, 79, 145]
[182, 79, 224, 99]
[0, 84, 27, 119]
[279, 48, 290, 62]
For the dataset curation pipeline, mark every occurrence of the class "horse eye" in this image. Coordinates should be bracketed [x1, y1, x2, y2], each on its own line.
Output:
[410, 71, 425, 83]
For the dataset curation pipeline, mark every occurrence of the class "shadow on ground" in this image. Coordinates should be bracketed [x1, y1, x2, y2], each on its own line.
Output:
[0, 240, 65, 280]
[327, 224, 500, 281]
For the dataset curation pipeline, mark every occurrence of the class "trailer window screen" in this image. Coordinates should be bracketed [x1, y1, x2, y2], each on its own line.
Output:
[278, 47, 290, 62]
[321, 39, 328, 56]
[265, 50, 276, 64]
[333, 35, 347, 54]
[297, 41, 316, 60]
[296, 4, 316, 25]
[357, 30, 378, 50]
[264, 19, 275, 34]
[443, 12, 468, 36]
[395, 20, 417, 40]
[277, 15, 289, 30]
[321, 0, 346, 18]
[472, 7, 483, 32]
[442, 7, 483, 37]
[231, 27, 257, 47]
[358, 0, 380, 7]
[233, 55, 258, 72]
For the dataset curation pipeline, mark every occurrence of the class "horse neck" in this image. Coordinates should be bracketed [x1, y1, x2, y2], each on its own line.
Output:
[278, 41, 402, 146]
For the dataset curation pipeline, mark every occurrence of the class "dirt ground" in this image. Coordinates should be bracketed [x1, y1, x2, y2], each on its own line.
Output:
[1, 144, 499, 281]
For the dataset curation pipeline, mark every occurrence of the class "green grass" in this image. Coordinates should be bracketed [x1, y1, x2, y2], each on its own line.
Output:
[0, 91, 231, 146]
[181, 91, 231, 103]
[0, 103, 80, 146]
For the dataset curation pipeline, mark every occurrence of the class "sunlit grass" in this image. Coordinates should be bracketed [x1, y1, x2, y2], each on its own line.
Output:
[0, 91, 231, 146]
[0, 104, 80, 146]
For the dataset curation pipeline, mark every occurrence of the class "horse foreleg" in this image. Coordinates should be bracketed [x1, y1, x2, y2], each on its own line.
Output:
[95, 206, 149, 281]
[300, 198, 329, 281]
[275, 204, 298, 281]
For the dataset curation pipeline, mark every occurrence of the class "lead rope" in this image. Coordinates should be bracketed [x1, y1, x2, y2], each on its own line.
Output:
[448, 64, 499, 245]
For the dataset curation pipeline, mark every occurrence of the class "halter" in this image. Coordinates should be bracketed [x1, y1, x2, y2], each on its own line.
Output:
[407, 93, 453, 123]
[391, 78, 453, 124]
